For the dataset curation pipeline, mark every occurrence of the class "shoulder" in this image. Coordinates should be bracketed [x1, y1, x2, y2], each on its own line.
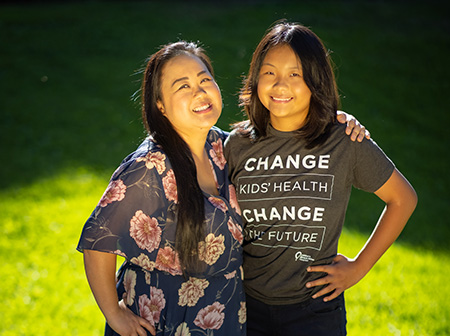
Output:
[207, 126, 229, 144]
[225, 124, 254, 147]
[111, 137, 168, 180]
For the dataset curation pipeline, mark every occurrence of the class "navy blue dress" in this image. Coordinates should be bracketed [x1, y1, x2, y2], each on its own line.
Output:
[77, 127, 246, 335]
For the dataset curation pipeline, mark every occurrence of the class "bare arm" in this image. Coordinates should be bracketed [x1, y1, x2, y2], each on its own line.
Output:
[306, 169, 417, 301]
[83, 249, 155, 336]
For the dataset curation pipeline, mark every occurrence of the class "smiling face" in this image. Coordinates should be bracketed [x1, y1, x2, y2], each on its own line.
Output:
[157, 54, 222, 139]
[257, 44, 312, 132]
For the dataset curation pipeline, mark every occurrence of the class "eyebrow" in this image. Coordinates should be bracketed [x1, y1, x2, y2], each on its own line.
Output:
[261, 62, 300, 69]
[171, 70, 208, 88]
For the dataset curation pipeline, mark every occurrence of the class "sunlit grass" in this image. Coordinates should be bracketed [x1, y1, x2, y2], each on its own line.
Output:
[0, 169, 105, 336]
[339, 228, 450, 335]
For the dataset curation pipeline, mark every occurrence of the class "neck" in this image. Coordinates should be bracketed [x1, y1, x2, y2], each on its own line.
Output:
[178, 129, 209, 160]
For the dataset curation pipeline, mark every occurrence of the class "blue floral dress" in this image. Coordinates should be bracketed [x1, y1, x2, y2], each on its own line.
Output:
[77, 127, 246, 336]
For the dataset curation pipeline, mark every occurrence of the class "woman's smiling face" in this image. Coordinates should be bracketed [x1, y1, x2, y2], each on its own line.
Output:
[257, 44, 312, 132]
[157, 53, 222, 138]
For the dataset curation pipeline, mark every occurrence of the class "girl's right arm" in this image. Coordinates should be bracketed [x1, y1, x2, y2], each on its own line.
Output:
[83, 250, 155, 336]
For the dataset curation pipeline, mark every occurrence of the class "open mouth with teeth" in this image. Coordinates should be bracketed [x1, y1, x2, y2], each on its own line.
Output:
[271, 96, 293, 103]
[193, 103, 212, 112]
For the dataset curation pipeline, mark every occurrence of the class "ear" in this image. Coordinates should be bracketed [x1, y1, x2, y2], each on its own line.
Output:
[156, 100, 165, 114]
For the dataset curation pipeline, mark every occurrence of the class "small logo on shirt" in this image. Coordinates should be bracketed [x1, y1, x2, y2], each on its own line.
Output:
[295, 251, 315, 262]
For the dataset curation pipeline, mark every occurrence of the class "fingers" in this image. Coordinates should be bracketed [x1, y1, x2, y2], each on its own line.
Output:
[305, 275, 341, 301]
[139, 317, 156, 336]
[111, 300, 156, 336]
[345, 119, 356, 135]
[306, 255, 350, 301]
[336, 111, 346, 124]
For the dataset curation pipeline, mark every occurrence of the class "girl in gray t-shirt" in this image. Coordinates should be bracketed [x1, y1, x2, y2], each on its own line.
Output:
[225, 22, 417, 336]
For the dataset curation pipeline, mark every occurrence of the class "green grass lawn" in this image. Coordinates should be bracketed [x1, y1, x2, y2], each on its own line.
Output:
[1, 1, 449, 335]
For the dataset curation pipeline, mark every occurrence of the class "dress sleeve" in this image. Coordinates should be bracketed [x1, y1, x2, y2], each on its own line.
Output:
[77, 148, 177, 267]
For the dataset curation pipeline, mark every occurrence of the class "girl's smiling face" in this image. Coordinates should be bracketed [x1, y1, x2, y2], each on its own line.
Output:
[257, 44, 312, 132]
[157, 54, 222, 139]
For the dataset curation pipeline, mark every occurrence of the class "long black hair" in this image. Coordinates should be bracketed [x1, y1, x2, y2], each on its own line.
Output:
[141, 41, 214, 273]
[236, 21, 340, 148]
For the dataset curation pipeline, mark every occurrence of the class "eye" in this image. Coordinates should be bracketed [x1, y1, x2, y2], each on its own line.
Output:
[200, 77, 212, 83]
[177, 83, 190, 91]
[263, 71, 274, 75]
[290, 72, 301, 77]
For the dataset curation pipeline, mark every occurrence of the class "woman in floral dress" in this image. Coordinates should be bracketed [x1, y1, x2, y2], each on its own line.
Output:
[77, 41, 246, 336]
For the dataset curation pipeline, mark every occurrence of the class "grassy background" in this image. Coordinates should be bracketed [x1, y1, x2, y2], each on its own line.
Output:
[1, 0, 449, 335]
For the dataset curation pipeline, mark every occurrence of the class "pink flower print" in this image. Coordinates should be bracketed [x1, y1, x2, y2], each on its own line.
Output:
[198, 233, 225, 266]
[136, 151, 166, 174]
[228, 184, 241, 215]
[209, 139, 226, 170]
[123, 269, 136, 306]
[162, 169, 178, 203]
[227, 218, 243, 244]
[130, 253, 155, 272]
[99, 179, 126, 207]
[238, 301, 247, 325]
[224, 270, 236, 280]
[194, 302, 225, 330]
[155, 246, 183, 276]
[209, 160, 219, 189]
[113, 250, 127, 258]
[139, 287, 166, 327]
[208, 197, 227, 212]
[130, 210, 162, 253]
[174, 323, 191, 336]
[178, 277, 210, 307]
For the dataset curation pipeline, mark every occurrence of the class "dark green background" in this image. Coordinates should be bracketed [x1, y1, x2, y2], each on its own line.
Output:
[1, 0, 449, 250]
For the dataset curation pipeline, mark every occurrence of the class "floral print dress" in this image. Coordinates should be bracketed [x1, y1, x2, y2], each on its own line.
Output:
[77, 127, 246, 336]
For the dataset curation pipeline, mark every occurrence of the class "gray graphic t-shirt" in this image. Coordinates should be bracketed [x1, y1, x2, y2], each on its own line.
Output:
[224, 123, 395, 305]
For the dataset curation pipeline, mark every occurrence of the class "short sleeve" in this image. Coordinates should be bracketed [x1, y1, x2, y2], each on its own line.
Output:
[352, 137, 395, 192]
[77, 146, 176, 266]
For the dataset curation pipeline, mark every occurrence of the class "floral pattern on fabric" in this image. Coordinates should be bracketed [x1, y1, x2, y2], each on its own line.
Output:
[77, 127, 245, 335]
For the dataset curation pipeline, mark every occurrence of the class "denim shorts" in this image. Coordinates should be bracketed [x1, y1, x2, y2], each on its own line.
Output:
[246, 292, 347, 336]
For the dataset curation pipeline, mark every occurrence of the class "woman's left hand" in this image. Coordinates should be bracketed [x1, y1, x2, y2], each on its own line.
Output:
[305, 254, 366, 302]
[337, 111, 371, 142]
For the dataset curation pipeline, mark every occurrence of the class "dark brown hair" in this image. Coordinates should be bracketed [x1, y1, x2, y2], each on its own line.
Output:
[141, 41, 214, 273]
[236, 21, 339, 148]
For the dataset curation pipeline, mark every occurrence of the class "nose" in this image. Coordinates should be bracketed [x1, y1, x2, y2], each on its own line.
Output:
[193, 84, 206, 97]
[273, 76, 288, 90]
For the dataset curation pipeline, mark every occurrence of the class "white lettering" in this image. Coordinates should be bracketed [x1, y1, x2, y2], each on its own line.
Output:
[244, 158, 257, 172]
[286, 155, 300, 169]
[243, 209, 253, 223]
[270, 155, 283, 170]
[313, 207, 325, 221]
[283, 206, 296, 221]
[257, 157, 269, 171]
[243, 155, 330, 172]
[244, 207, 326, 223]
[269, 207, 281, 221]
[318, 155, 330, 169]
[254, 208, 267, 222]
[302, 155, 316, 169]
[273, 182, 283, 192]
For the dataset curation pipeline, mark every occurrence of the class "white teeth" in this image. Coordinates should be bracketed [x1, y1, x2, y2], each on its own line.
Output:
[193, 104, 211, 112]
[272, 97, 292, 102]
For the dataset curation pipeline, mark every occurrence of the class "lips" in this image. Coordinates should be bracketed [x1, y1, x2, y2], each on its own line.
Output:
[271, 96, 293, 102]
[193, 103, 212, 112]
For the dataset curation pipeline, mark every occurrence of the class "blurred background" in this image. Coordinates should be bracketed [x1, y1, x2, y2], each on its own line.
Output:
[1, 0, 449, 334]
